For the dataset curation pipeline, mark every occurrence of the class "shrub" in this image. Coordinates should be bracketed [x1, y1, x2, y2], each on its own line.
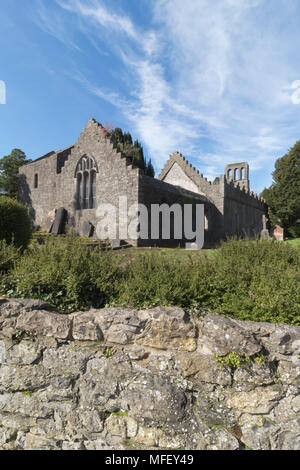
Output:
[114, 238, 300, 324]
[115, 252, 216, 309]
[0, 196, 31, 249]
[208, 238, 300, 325]
[0, 236, 299, 325]
[0, 239, 20, 274]
[1, 237, 121, 313]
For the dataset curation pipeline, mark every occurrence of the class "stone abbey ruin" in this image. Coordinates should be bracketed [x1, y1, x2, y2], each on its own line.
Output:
[18, 118, 268, 246]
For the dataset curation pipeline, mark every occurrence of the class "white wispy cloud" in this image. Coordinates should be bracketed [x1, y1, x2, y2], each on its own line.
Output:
[34, 0, 81, 51]
[35, 0, 300, 192]
[289, 80, 300, 104]
[56, 0, 139, 40]
[67, 68, 133, 110]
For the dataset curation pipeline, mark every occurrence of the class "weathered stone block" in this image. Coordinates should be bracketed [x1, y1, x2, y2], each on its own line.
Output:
[196, 313, 261, 356]
[86, 307, 147, 345]
[71, 310, 104, 341]
[79, 220, 94, 237]
[16, 309, 72, 340]
[136, 306, 196, 351]
[120, 374, 187, 425]
[227, 386, 284, 414]
[51, 207, 67, 235]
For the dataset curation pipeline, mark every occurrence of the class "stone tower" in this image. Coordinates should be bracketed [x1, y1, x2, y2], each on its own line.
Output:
[225, 162, 250, 191]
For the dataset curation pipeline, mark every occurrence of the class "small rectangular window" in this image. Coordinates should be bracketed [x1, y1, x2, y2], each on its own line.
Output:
[34, 174, 38, 189]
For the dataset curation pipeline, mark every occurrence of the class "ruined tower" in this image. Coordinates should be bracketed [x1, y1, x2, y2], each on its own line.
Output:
[225, 162, 249, 191]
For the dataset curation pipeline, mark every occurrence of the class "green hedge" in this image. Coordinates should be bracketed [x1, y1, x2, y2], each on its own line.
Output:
[0, 236, 299, 325]
[1, 238, 121, 313]
[205, 238, 300, 325]
[0, 196, 31, 249]
[0, 240, 20, 274]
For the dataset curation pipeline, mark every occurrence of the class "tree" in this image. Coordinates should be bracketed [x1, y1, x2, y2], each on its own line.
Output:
[261, 141, 300, 237]
[0, 149, 31, 199]
[0, 196, 32, 249]
[146, 158, 155, 178]
[109, 128, 155, 177]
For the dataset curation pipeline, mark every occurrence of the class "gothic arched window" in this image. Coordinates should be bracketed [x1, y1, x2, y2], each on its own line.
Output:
[75, 156, 98, 210]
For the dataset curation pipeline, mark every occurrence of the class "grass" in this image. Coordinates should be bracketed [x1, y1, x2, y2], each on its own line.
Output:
[32, 232, 218, 259]
[285, 238, 300, 247]
[31, 231, 106, 246]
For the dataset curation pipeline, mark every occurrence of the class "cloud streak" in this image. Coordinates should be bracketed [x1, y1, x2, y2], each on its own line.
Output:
[290, 81, 300, 105]
[35, 0, 300, 192]
[35, 0, 81, 51]
[56, 0, 139, 40]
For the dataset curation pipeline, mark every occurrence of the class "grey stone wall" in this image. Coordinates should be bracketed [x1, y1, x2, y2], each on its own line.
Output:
[223, 179, 267, 238]
[18, 120, 207, 247]
[159, 152, 267, 241]
[159, 153, 225, 241]
[0, 298, 299, 450]
[18, 119, 268, 245]
[138, 174, 208, 247]
[18, 151, 59, 229]
[18, 119, 141, 244]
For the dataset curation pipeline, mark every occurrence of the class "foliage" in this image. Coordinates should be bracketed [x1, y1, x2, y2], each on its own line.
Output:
[261, 140, 300, 237]
[114, 251, 216, 309]
[215, 351, 266, 370]
[253, 354, 266, 366]
[0, 149, 31, 199]
[111, 411, 128, 417]
[114, 238, 300, 325]
[208, 238, 300, 325]
[0, 237, 121, 313]
[0, 236, 299, 325]
[12, 328, 34, 343]
[0, 197, 32, 249]
[285, 238, 300, 248]
[21, 391, 35, 397]
[0, 239, 20, 274]
[109, 127, 155, 177]
[103, 347, 114, 359]
[215, 352, 251, 370]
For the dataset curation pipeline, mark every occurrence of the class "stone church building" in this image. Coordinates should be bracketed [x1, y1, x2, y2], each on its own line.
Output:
[18, 118, 267, 247]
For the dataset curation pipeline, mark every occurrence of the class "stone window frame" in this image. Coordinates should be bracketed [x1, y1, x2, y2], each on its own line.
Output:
[75, 156, 98, 210]
[34, 173, 38, 189]
[226, 164, 249, 183]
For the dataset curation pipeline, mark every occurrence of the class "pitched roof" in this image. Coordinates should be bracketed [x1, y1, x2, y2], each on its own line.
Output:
[158, 151, 215, 194]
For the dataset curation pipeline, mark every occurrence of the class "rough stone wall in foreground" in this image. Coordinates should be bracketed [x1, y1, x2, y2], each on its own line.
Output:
[0, 298, 299, 450]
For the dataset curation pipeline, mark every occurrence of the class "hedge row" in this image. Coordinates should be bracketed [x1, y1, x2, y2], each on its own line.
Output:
[0, 236, 299, 325]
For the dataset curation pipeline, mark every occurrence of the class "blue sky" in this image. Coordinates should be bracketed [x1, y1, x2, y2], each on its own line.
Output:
[1, 0, 300, 193]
